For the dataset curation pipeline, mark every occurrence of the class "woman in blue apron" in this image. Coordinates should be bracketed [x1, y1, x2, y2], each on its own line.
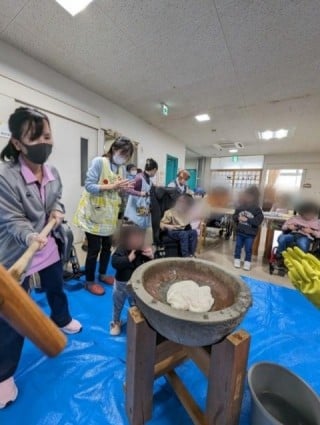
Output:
[125, 159, 158, 229]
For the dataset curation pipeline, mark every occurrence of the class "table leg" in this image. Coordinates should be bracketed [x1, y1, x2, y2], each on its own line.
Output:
[206, 330, 251, 425]
[126, 307, 157, 425]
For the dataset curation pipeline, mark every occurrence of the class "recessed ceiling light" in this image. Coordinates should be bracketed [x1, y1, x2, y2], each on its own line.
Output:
[55, 0, 94, 16]
[195, 114, 210, 122]
[274, 129, 288, 139]
[258, 129, 289, 141]
[229, 149, 238, 153]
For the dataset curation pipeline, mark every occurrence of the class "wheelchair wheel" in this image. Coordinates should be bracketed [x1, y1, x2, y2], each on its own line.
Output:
[269, 264, 274, 275]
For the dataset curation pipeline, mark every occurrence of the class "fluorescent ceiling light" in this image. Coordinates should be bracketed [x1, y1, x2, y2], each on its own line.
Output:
[258, 129, 289, 141]
[195, 114, 210, 122]
[55, 0, 94, 16]
[259, 130, 274, 140]
[229, 149, 238, 153]
[274, 129, 288, 139]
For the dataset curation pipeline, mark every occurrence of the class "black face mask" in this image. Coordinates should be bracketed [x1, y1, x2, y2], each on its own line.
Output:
[22, 142, 52, 165]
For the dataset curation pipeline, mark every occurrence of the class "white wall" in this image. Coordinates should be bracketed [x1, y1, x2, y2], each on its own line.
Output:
[0, 41, 185, 186]
[185, 158, 199, 170]
[211, 155, 264, 170]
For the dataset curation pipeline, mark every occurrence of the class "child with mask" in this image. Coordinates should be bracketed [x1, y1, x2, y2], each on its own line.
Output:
[110, 222, 154, 335]
[0, 107, 82, 408]
[126, 163, 138, 180]
[233, 186, 264, 271]
[74, 137, 134, 296]
[160, 194, 198, 257]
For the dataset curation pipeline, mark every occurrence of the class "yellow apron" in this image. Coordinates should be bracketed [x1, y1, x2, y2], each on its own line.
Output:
[73, 158, 124, 236]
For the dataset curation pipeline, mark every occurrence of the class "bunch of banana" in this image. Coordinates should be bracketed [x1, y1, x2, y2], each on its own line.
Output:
[283, 247, 320, 308]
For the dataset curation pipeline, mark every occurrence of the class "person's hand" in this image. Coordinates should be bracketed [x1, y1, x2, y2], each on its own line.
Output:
[288, 224, 297, 231]
[27, 233, 48, 250]
[140, 191, 146, 197]
[114, 179, 132, 189]
[128, 250, 136, 262]
[142, 246, 154, 259]
[49, 210, 65, 227]
[303, 227, 313, 234]
[166, 224, 179, 230]
[101, 179, 134, 191]
[239, 215, 248, 222]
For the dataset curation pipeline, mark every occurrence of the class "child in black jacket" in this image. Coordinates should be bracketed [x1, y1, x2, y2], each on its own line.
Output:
[110, 222, 153, 336]
[233, 186, 264, 271]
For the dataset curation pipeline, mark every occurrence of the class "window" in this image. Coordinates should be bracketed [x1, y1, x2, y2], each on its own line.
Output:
[266, 169, 303, 191]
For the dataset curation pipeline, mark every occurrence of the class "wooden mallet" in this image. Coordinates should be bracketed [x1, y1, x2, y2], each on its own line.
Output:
[0, 219, 67, 357]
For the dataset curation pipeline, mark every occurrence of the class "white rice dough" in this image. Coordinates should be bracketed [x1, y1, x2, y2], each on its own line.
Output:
[166, 280, 214, 313]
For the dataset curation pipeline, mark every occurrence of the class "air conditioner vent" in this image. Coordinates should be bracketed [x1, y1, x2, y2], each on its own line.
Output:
[212, 142, 244, 151]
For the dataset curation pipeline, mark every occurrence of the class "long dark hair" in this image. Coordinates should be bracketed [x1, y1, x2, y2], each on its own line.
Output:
[104, 136, 134, 159]
[1, 107, 50, 162]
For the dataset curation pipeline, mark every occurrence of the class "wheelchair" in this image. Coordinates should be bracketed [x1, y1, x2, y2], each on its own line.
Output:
[269, 230, 320, 276]
[151, 186, 182, 258]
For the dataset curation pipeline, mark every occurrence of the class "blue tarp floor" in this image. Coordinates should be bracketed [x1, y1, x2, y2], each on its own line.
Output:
[1, 274, 319, 425]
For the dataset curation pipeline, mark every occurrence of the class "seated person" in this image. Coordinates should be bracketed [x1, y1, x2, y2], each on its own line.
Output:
[277, 201, 320, 258]
[160, 194, 198, 257]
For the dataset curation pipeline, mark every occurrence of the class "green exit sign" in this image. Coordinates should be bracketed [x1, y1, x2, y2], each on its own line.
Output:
[161, 103, 169, 116]
[232, 155, 238, 162]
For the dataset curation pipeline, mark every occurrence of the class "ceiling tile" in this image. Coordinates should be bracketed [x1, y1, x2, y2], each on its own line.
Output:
[0, 0, 28, 33]
[95, 0, 214, 46]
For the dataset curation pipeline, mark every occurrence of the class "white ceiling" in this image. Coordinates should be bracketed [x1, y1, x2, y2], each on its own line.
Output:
[1, 0, 320, 157]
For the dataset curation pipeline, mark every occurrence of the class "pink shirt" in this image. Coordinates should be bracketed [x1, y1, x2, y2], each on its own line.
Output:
[283, 215, 320, 239]
[19, 158, 60, 276]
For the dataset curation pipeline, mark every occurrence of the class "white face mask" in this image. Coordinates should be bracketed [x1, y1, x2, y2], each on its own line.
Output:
[113, 154, 126, 165]
[130, 170, 137, 176]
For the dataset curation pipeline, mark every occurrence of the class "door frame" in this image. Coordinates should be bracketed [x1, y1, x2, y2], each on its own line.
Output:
[166, 154, 178, 185]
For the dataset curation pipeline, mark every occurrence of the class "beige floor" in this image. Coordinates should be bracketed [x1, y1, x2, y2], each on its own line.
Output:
[197, 234, 293, 288]
[75, 226, 293, 289]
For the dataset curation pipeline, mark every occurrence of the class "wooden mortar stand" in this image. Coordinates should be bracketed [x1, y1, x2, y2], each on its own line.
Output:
[126, 307, 250, 425]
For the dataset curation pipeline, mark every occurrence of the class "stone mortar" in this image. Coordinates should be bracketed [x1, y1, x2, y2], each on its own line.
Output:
[131, 258, 252, 347]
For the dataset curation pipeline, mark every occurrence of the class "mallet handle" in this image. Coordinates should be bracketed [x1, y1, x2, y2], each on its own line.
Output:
[8, 219, 57, 281]
[0, 264, 67, 356]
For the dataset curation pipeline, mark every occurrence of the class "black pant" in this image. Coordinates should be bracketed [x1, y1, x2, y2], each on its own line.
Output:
[85, 232, 112, 282]
[0, 261, 71, 382]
